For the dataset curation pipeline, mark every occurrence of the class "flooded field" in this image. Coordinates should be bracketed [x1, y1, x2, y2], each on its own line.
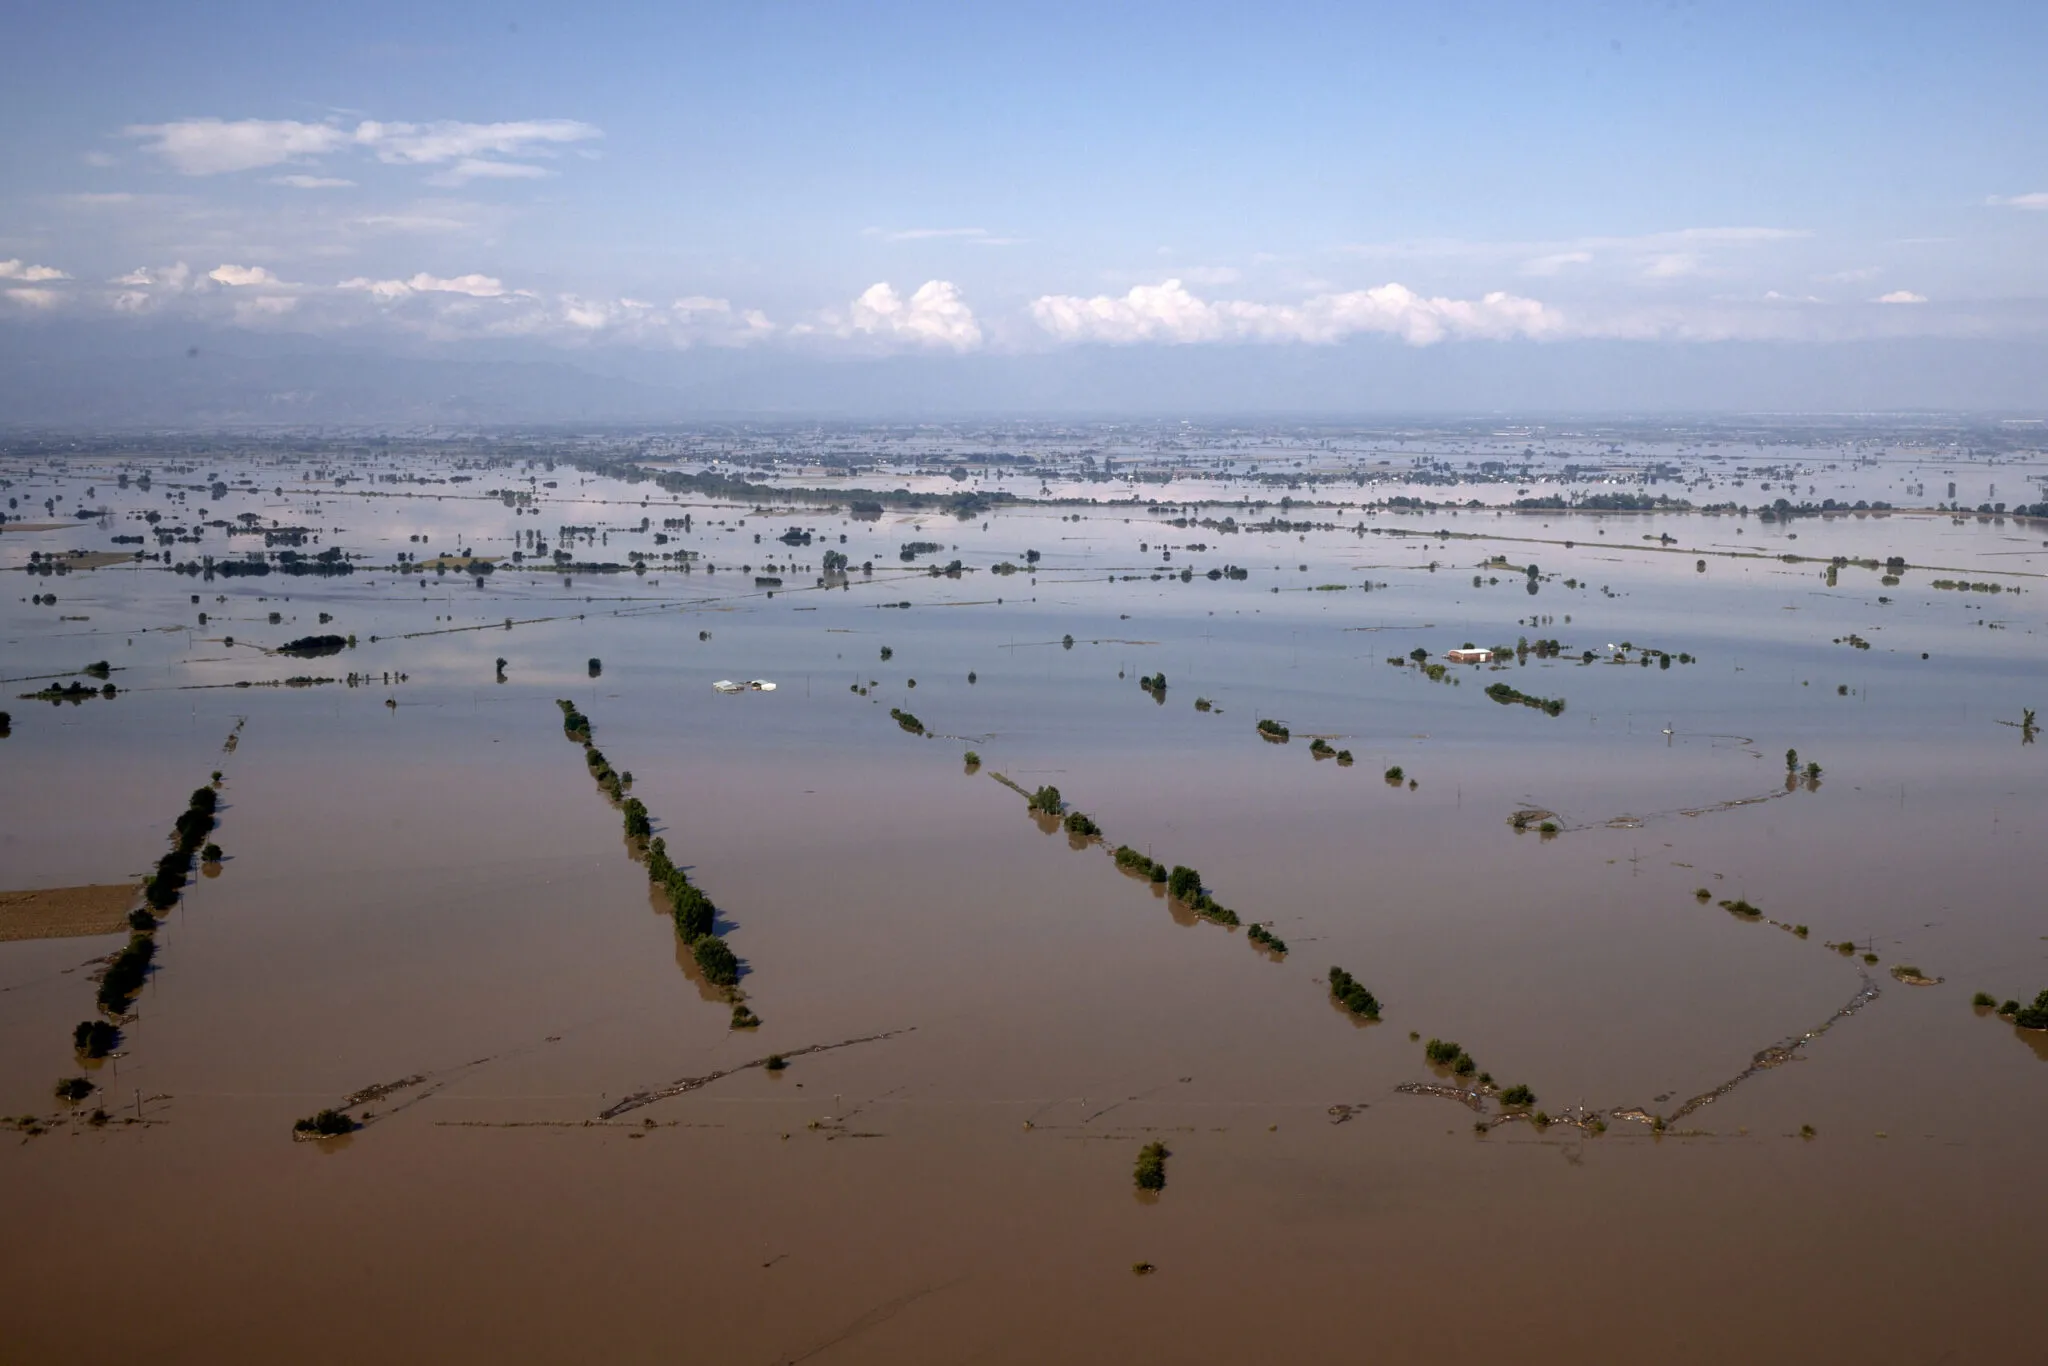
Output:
[3, 420, 2046, 1364]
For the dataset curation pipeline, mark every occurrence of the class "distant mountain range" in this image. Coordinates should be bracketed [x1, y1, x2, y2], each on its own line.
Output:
[0, 320, 2042, 427]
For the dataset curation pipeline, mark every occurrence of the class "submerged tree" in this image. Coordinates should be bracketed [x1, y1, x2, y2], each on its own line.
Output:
[1327, 966, 1381, 1019]
[692, 935, 740, 987]
[1133, 1141, 1170, 1192]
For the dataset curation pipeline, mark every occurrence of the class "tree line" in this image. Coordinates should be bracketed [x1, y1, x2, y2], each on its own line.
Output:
[556, 700, 751, 1023]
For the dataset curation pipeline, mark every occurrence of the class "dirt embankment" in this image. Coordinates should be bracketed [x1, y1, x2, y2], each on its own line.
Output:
[0, 885, 136, 942]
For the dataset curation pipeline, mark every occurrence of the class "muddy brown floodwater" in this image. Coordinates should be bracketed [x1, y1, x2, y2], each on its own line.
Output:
[3, 432, 2046, 1364]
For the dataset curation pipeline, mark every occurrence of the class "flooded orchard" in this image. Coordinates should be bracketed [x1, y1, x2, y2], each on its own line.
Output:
[2, 420, 2045, 1364]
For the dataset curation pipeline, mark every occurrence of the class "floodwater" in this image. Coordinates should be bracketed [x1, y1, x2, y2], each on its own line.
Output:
[3, 431, 2046, 1364]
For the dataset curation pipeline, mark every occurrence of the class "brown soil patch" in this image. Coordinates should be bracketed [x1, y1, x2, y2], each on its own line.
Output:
[0, 885, 136, 942]
[58, 552, 143, 570]
[0, 522, 73, 534]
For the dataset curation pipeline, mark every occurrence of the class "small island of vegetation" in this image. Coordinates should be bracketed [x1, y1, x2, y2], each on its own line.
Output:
[1484, 682, 1565, 716]
[1134, 1140, 1170, 1192]
[1328, 966, 1381, 1019]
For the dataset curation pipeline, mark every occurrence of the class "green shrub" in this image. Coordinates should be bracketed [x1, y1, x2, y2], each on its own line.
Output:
[1134, 1141, 1169, 1192]
[668, 881, 716, 943]
[1384, 765, 1404, 783]
[1113, 845, 1160, 878]
[1327, 966, 1380, 1019]
[2015, 989, 2048, 1030]
[1063, 810, 1101, 837]
[1423, 1038, 1463, 1066]
[1026, 784, 1062, 815]
[1499, 1084, 1536, 1107]
[293, 1109, 356, 1137]
[73, 1020, 119, 1057]
[693, 935, 740, 986]
[1167, 865, 1202, 902]
[54, 1077, 94, 1103]
[96, 935, 157, 1011]
[1256, 718, 1290, 741]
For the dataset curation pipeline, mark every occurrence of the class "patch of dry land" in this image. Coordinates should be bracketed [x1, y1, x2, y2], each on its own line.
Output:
[55, 551, 144, 570]
[0, 885, 135, 942]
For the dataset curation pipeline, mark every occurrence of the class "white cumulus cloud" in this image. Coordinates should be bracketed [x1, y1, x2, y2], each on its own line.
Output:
[208, 264, 281, 287]
[1029, 279, 1556, 347]
[1873, 290, 1928, 304]
[341, 272, 511, 301]
[6, 287, 62, 310]
[0, 260, 69, 282]
[1986, 192, 2048, 209]
[111, 262, 192, 290]
[270, 175, 357, 189]
[847, 281, 982, 350]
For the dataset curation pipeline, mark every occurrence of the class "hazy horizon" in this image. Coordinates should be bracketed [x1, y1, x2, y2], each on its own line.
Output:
[5, 0, 2046, 422]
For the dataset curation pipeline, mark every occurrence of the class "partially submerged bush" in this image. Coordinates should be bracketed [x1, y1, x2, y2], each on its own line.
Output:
[74, 1020, 119, 1057]
[1424, 1038, 1476, 1076]
[1062, 810, 1101, 838]
[293, 1109, 357, 1137]
[1256, 718, 1290, 741]
[1499, 1083, 1537, 1107]
[1328, 966, 1380, 1019]
[2013, 990, 2048, 1030]
[1134, 1141, 1169, 1192]
[692, 935, 740, 987]
[1113, 845, 1168, 882]
[1247, 923, 1288, 954]
[54, 1076, 94, 1103]
[96, 934, 157, 1011]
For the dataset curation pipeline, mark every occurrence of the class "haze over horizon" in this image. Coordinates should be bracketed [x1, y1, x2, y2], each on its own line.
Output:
[5, 0, 2046, 421]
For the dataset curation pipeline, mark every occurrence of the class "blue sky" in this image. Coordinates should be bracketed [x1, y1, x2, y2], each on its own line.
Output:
[3, 0, 2046, 405]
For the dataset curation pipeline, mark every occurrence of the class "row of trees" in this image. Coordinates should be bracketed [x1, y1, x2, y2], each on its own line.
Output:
[1484, 682, 1566, 716]
[556, 701, 748, 1012]
[73, 778, 222, 1079]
